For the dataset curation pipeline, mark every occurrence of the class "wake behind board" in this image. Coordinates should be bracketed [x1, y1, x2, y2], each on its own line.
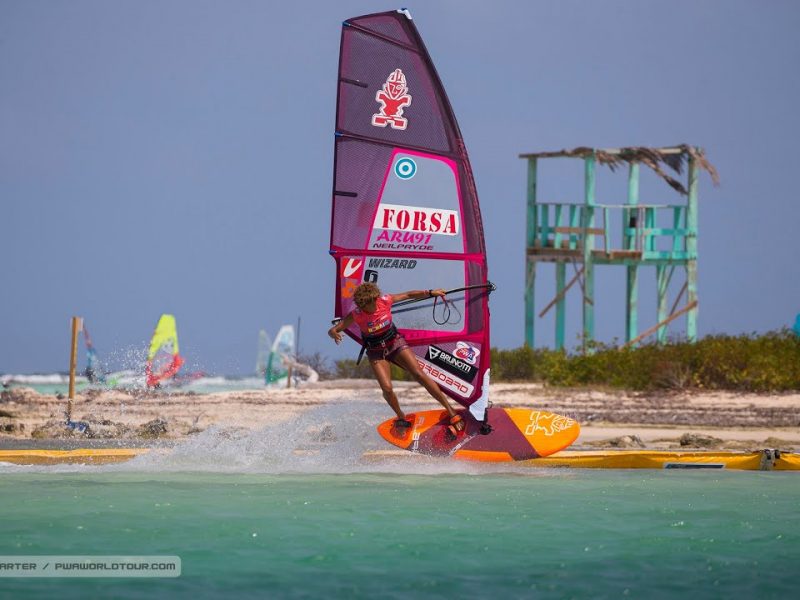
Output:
[377, 408, 580, 462]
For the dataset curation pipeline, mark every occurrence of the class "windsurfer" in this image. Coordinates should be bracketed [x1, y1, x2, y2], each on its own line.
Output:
[328, 282, 466, 436]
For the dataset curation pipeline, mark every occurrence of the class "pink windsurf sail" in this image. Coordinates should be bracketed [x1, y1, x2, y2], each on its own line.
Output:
[330, 9, 494, 421]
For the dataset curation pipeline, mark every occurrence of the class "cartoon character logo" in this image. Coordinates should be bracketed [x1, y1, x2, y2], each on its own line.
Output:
[454, 342, 480, 365]
[371, 69, 412, 130]
[524, 412, 577, 437]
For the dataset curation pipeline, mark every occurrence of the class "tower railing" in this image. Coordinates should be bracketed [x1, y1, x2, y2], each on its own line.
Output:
[529, 202, 694, 263]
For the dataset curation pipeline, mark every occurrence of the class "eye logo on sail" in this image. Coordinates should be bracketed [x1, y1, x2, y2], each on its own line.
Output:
[371, 68, 412, 130]
[394, 158, 416, 179]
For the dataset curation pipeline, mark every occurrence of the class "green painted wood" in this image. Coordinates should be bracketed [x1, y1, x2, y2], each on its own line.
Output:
[642, 251, 691, 260]
[525, 259, 536, 347]
[645, 208, 656, 252]
[555, 262, 566, 350]
[582, 155, 596, 352]
[686, 155, 699, 342]
[526, 158, 538, 248]
[624, 227, 690, 237]
[525, 158, 538, 347]
[626, 163, 640, 343]
[554, 204, 564, 249]
[656, 265, 669, 343]
[672, 207, 683, 255]
[521, 147, 702, 349]
[626, 266, 638, 343]
[569, 205, 580, 249]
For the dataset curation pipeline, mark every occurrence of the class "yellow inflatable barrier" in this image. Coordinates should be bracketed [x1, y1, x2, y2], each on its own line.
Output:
[526, 449, 799, 471]
[2, 448, 798, 470]
[0, 448, 149, 465]
[363, 449, 800, 471]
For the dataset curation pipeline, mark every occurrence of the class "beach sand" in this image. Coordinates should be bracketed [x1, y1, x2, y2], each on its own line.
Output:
[1, 381, 798, 451]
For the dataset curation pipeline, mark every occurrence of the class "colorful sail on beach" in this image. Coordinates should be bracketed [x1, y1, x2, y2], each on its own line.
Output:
[330, 9, 493, 420]
[255, 329, 272, 377]
[145, 314, 184, 387]
[265, 325, 295, 385]
[82, 323, 106, 384]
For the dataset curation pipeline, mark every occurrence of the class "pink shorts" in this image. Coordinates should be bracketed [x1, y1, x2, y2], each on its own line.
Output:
[366, 332, 409, 363]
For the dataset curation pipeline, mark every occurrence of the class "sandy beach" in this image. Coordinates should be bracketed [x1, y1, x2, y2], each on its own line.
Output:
[1, 381, 798, 452]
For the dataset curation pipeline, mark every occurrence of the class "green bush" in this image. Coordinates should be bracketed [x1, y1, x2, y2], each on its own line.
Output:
[334, 358, 409, 381]
[490, 330, 800, 392]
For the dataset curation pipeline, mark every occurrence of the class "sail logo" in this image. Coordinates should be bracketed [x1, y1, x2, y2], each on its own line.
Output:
[340, 257, 364, 299]
[454, 342, 480, 365]
[371, 68, 412, 130]
[416, 356, 474, 398]
[341, 258, 363, 278]
[374, 203, 459, 236]
[394, 158, 416, 179]
[367, 258, 417, 270]
[426, 345, 477, 382]
[524, 411, 577, 437]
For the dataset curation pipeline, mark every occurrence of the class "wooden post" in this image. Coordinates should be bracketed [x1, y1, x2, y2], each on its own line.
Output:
[624, 301, 698, 348]
[686, 153, 699, 342]
[68, 316, 82, 420]
[287, 365, 293, 389]
[582, 154, 596, 352]
[625, 163, 640, 344]
[524, 158, 538, 347]
[656, 265, 669, 343]
[555, 262, 566, 350]
[540, 266, 585, 318]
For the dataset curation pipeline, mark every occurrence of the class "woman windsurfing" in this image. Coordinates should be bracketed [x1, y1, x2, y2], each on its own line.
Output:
[328, 282, 466, 437]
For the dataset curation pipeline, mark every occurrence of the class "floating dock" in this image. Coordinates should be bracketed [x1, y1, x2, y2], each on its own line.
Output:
[1, 448, 798, 470]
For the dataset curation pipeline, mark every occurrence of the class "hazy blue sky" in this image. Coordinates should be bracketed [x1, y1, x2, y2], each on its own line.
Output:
[2, 0, 798, 374]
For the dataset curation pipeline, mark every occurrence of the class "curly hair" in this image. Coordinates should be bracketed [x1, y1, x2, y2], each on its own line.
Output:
[353, 282, 381, 309]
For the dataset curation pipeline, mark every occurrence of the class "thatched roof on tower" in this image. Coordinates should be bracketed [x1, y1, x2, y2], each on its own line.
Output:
[519, 145, 719, 195]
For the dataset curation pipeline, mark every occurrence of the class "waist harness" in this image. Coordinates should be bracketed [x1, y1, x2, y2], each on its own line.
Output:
[357, 324, 399, 364]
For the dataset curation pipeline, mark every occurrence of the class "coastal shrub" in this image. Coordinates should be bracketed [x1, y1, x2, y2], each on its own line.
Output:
[334, 358, 409, 381]
[332, 330, 800, 391]
[490, 330, 800, 392]
[334, 359, 373, 379]
[297, 352, 335, 380]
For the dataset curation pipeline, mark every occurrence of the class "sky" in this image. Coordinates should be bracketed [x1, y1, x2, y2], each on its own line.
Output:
[1, 0, 799, 375]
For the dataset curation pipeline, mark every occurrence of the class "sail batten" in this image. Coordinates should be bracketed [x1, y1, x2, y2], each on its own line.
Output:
[333, 131, 461, 160]
[331, 11, 492, 420]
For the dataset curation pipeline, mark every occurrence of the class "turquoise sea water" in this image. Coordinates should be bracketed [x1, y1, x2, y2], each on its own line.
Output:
[2, 402, 799, 598]
[1, 468, 798, 599]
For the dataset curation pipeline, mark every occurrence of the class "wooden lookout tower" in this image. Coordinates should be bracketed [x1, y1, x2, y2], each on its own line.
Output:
[520, 145, 718, 350]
